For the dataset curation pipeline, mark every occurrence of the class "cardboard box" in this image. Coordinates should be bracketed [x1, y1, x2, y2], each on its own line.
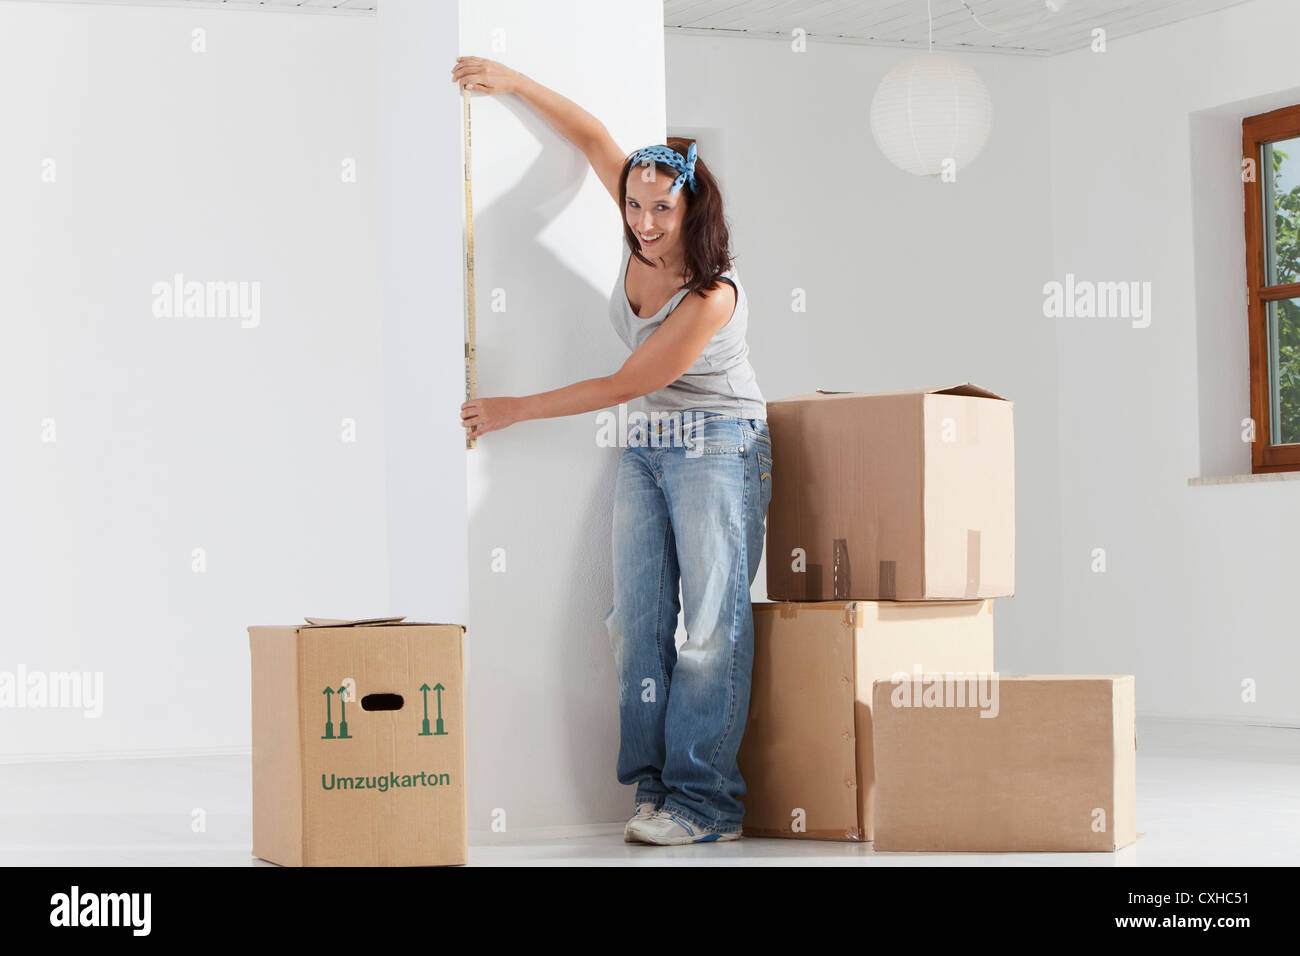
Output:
[248, 616, 467, 866]
[871, 675, 1137, 852]
[738, 599, 994, 841]
[765, 382, 1014, 601]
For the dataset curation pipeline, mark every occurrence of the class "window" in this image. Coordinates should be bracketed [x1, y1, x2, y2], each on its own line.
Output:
[1243, 105, 1300, 472]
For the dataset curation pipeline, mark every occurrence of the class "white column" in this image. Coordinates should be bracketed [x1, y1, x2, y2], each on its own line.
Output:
[378, 0, 469, 626]
[457, 0, 666, 829]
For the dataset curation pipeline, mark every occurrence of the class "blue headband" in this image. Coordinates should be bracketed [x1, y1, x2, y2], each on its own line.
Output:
[629, 142, 698, 194]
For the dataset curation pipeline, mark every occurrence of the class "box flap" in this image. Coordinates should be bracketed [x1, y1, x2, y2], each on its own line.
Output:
[928, 382, 1007, 401]
[764, 387, 927, 404]
[303, 616, 406, 627]
[301, 616, 465, 630]
[809, 386, 928, 397]
[771, 382, 1007, 403]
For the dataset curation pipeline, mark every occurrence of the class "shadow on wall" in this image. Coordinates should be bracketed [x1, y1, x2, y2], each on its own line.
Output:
[463, 92, 635, 827]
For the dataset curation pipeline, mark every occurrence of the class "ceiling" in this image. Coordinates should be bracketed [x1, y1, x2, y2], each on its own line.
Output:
[21, 0, 1262, 56]
[662, 0, 1261, 56]
[12, 0, 379, 15]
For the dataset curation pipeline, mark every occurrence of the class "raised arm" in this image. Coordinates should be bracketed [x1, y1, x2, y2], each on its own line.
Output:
[461, 283, 737, 437]
[521, 286, 734, 421]
[452, 57, 627, 206]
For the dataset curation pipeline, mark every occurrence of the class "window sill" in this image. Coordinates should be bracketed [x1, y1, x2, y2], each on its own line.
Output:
[1187, 472, 1300, 486]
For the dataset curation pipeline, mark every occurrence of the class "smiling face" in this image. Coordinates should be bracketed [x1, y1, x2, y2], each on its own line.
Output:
[625, 162, 687, 262]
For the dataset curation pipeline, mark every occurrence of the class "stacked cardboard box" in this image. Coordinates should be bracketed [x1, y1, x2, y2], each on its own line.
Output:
[871, 675, 1136, 851]
[740, 598, 994, 841]
[764, 384, 1014, 602]
[739, 383, 1136, 851]
[248, 616, 468, 866]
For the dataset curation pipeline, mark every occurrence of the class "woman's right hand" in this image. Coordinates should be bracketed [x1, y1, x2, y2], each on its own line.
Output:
[450, 56, 521, 96]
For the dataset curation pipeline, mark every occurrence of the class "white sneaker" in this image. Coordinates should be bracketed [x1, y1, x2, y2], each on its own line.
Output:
[626, 808, 742, 845]
[623, 803, 661, 843]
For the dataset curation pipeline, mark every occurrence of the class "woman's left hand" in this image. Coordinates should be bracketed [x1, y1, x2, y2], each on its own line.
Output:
[461, 396, 521, 438]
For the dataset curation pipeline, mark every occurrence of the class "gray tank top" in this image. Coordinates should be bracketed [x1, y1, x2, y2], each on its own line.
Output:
[608, 241, 766, 421]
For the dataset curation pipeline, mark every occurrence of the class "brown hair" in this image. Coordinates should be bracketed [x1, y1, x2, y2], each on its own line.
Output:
[619, 143, 732, 299]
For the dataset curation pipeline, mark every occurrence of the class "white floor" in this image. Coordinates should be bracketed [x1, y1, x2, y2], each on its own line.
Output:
[2, 717, 1296, 866]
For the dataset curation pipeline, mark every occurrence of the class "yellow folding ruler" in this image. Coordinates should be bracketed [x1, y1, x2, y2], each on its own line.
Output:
[462, 86, 478, 449]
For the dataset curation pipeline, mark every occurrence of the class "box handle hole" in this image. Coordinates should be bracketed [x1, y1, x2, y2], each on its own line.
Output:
[360, 693, 404, 711]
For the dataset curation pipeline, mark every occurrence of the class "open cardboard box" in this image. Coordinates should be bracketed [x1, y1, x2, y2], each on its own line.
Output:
[248, 616, 467, 866]
[766, 382, 1015, 601]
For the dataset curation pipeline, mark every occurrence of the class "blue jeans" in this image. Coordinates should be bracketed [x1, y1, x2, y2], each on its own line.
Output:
[603, 412, 773, 834]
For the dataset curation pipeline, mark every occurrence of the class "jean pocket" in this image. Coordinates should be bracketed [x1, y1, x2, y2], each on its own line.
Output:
[756, 435, 773, 511]
[754, 427, 772, 472]
[683, 417, 746, 457]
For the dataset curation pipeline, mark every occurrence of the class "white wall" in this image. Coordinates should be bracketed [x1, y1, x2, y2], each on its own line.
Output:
[1047, 0, 1300, 724]
[0, 2, 386, 756]
[457, 0, 667, 831]
[664, 33, 1064, 676]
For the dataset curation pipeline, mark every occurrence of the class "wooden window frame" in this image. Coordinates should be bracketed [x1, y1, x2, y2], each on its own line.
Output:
[1243, 104, 1300, 472]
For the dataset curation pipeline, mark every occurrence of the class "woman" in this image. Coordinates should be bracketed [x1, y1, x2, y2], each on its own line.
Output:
[452, 57, 771, 846]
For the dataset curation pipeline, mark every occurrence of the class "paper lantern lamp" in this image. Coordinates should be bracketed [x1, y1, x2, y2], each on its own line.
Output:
[870, 54, 993, 177]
